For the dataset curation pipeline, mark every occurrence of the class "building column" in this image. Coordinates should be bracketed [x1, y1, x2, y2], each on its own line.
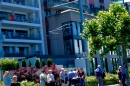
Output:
[9, 46, 13, 53]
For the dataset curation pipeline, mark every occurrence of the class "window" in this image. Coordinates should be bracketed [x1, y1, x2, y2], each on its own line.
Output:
[72, 22, 77, 35]
[111, 58, 118, 72]
[63, 22, 71, 37]
[64, 40, 73, 54]
[77, 23, 81, 35]
[74, 39, 83, 54]
[99, 0, 104, 3]
[90, 4, 94, 9]
[74, 39, 79, 54]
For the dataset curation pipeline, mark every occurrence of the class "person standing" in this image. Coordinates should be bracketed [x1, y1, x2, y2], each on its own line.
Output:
[11, 75, 20, 86]
[59, 68, 65, 86]
[68, 69, 75, 86]
[47, 70, 55, 86]
[117, 66, 122, 84]
[122, 63, 127, 86]
[95, 65, 103, 86]
[40, 70, 47, 86]
[64, 70, 68, 86]
[77, 68, 85, 86]
[3, 71, 12, 86]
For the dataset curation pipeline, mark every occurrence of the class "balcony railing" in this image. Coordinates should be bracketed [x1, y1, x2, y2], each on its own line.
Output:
[47, 0, 88, 11]
[0, 17, 40, 24]
[0, 0, 39, 8]
[3, 50, 41, 57]
[3, 33, 41, 40]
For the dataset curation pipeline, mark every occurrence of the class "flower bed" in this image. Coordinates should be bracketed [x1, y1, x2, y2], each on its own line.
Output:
[87, 73, 118, 86]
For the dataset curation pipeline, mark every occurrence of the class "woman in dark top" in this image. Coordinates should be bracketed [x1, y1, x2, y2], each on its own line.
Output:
[77, 68, 85, 86]
[117, 66, 122, 84]
[11, 75, 21, 86]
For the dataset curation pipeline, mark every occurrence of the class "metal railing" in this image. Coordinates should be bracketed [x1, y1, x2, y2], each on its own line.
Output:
[0, 0, 39, 8]
[3, 33, 41, 40]
[3, 50, 41, 57]
[47, 0, 88, 11]
[0, 17, 40, 24]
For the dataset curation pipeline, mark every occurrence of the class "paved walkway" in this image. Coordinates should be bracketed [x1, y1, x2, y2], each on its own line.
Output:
[104, 84, 120, 86]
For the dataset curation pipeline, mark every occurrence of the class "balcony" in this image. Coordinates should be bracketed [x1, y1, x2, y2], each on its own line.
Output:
[2, 33, 42, 44]
[47, 0, 88, 11]
[0, 0, 39, 13]
[3, 50, 41, 57]
[0, 19, 40, 28]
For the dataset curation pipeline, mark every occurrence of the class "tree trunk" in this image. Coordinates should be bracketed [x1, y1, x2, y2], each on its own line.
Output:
[122, 45, 129, 85]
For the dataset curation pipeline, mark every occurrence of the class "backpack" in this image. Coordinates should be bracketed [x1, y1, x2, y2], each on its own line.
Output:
[102, 72, 106, 79]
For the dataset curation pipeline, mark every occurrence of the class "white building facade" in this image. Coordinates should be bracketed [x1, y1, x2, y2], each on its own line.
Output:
[0, 0, 45, 58]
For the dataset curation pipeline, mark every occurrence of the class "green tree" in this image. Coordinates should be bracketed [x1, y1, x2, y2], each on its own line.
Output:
[81, 2, 130, 81]
[0, 58, 18, 70]
[28, 60, 32, 67]
[35, 58, 40, 68]
[22, 58, 26, 67]
[41, 59, 45, 67]
[47, 58, 52, 67]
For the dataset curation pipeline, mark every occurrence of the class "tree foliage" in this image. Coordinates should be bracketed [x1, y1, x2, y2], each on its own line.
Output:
[41, 59, 45, 67]
[81, 2, 130, 61]
[22, 58, 26, 67]
[47, 58, 52, 67]
[35, 58, 40, 69]
[0, 58, 19, 70]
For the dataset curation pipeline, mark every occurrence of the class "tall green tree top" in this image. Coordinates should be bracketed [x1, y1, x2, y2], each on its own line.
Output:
[81, 2, 130, 60]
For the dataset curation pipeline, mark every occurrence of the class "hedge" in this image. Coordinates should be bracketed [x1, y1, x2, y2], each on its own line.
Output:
[87, 73, 118, 86]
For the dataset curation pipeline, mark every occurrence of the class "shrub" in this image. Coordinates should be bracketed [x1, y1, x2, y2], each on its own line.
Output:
[28, 60, 31, 67]
[12, 67, 39, 82]
[87, 73, 118, 86]
[35, 58, 40, 69]
[41, 59, 45, 67]
[47, 58, 52, 67]
[22, 58, 26, 67]
[20, 80, 40, 86]
[0, 58, 18, 70]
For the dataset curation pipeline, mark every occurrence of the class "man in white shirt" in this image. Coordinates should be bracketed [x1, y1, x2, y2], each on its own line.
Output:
[47, 70, 55, 86]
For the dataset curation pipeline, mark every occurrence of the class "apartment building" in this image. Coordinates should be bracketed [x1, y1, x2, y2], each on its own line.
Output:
[0, 0, 46, 58]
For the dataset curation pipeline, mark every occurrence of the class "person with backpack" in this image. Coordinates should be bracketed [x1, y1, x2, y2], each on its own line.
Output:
[95, 65, 103, 86]
[40, 70, 47, 86]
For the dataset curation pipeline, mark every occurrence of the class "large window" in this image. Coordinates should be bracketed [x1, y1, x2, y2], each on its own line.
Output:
[72, 22, 81, 36]
[74, 39, 83, 54]
[111, 58, 118, 72]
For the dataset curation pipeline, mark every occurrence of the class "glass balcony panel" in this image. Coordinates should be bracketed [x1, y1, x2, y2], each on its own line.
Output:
[0, 12, 40, 24]
[3, 33, 41, 40]
[3, 50, 41, 57]
[0, 0, 39, 8]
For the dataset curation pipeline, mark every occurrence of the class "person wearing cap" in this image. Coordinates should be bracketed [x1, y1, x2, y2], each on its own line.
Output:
[40, 70, 47, 86]
[59, 68, 65, 86]
[95, 65, 103, 86]
[11, 75, 20, 86]
[47, 70, 55, 86]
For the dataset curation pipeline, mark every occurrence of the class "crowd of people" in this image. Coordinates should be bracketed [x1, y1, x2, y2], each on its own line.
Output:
[40, 67, 86, 86]
[3, 71, 20, 86]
